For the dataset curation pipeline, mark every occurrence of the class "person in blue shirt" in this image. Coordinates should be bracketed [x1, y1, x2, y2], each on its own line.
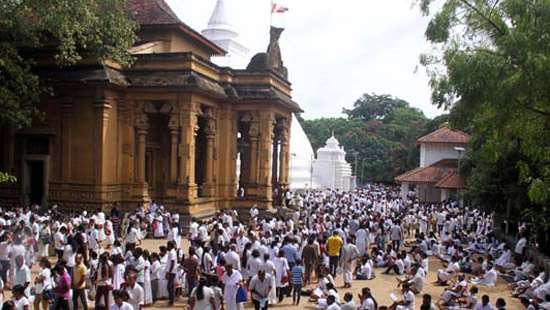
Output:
[291, 259, 304, 305]
[281, 238, 299, 268]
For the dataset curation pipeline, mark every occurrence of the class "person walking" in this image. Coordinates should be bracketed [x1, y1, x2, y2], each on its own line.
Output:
[326, 231, 343, 277]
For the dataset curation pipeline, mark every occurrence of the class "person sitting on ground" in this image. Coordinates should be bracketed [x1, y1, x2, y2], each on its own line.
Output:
[389, 283, 415, 310]
[396, 264, 425, 294]
[470, 263, 498, 287]
[340, 292, 357, 310]
[473, 295, 493, 310]
[355, 256, 374, 280]
[419, 294, 437, 310]
[358, 287, 377, 310]
[437, 274, 468, 308]
[436, 255, 460, 286]
[383, 253, 404, 275]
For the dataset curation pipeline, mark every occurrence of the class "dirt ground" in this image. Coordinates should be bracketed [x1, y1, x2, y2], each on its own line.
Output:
[13, 238, 520, 310]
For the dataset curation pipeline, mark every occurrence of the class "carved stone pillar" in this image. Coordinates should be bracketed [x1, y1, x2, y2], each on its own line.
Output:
[203, 112, 216, 197]
[60, 102, 72, 181]
[168, 113, 179, 184]
[248, 120, 260, 187]
[271, 138, 279, 188]
[178, 104, 199, 201]
[93, 100, 112, 183]
[135, 107, 149, 184]
[256, 111, 275, 205]
[279, 120, 290, 188]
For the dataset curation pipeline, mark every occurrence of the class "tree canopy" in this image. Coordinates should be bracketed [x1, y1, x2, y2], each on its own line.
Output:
[419, 0, 550, 240]
[0, 0, 137, 128]
[301, 94, 438, 183]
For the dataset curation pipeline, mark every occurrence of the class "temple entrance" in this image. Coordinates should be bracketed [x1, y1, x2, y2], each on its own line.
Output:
[144, 102, 172, 200]
[27, 160, 45, 205]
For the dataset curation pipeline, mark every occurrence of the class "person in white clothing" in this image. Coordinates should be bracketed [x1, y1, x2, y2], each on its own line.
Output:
[189, 278, 216, 310]
[110, 290, 133, 310]
[222, 264, 243, 310]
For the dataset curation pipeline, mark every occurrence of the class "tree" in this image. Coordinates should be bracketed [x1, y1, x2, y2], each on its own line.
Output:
[419, 0, 550, 245]
[0, 0, 137, 128]
[302, 93, 430, 183]
[342, 93, 408, 122]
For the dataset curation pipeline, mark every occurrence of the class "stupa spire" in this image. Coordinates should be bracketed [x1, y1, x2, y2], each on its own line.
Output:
[208, 0, 231, 28]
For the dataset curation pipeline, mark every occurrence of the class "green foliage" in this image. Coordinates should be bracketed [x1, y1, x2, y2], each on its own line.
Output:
[0, 0, 137, 127]
[419, 0, 550, 236]
[302, 94, 436, 183]
[0, 172, 17, 183]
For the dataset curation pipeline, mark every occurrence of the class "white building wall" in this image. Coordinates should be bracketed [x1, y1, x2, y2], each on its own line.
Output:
[420, 143, 462, 167]
[288, 114, 316, 189]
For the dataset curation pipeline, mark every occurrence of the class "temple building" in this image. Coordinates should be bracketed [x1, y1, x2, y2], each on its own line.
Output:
[395, 126, 470, 202]
[312, 134, 354, 191]
[0, 0, 301, 217]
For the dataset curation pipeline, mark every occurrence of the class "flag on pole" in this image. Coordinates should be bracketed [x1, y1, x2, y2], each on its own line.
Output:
[271, 1, 289, 14]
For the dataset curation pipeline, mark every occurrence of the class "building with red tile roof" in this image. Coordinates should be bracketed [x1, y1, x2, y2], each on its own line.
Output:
[396, 126, 470, 202]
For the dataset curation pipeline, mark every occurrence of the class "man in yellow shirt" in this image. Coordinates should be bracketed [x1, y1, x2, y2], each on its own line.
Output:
[326, 231, 343, 276]
[72, 254, 88, 310]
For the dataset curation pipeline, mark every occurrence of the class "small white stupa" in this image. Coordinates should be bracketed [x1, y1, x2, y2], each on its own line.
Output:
[312, 133, 354, 191]
[289, 115, 317, 189]
[201, 0, 250, 68]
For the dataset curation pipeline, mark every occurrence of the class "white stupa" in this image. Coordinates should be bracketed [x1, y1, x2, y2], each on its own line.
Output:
[312, 133, 354, 191]
[201, 0, 250, 68]
[289, 115, 317, 189]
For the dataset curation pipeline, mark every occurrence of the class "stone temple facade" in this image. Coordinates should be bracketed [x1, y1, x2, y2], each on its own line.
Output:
[312, 134, 354, 191]
[0, 0, 301, 217]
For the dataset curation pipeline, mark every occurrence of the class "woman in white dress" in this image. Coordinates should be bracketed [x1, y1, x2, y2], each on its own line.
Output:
[104, 220, 115, 249]
[260, 253, 278, 305]
[112, 255, 125, 291]
[153, 216, 164, 238]
[143, 251, 153, 305]
[158, 248, 168, 299]
[272, 250, 290, 303]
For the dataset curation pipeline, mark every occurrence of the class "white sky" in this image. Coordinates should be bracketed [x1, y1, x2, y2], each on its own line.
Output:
[166, 0, 445, 119]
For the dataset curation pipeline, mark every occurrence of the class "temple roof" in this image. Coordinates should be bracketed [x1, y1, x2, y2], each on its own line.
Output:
[395, 159, 459, 184]
[126, 0, 180, 25]
[417, 126, 470, 145]
[126, 0, 225, 56]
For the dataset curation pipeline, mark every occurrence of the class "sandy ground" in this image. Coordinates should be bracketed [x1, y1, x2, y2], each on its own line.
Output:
[12, 238, 520, 310]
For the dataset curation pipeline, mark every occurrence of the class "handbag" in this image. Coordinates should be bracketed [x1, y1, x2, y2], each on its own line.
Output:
[236, 286, 248, 303]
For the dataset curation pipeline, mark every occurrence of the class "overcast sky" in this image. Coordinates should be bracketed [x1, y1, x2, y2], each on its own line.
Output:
[166, 0, 445, 119]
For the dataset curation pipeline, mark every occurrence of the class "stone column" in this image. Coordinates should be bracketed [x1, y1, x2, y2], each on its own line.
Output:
[271, 138, 279, 188]
[248, 120, 260, 187]
[60, 102, 72, 181]
[178, 104, 199, 201]
[255, 112, 275, 206]
[93, 100, 112, 183]
[279, 120, 290, 188]
[134, 108, 149, 184]
[168, 113, 180, 184]
[203, 110, 217, 197]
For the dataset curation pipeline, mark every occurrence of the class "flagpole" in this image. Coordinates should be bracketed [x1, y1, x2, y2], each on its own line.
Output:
[270, 0, 273, 26]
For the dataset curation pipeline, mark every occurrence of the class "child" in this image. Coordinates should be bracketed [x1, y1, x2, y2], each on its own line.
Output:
[149, 252, 161, 302]
[291, 259, 305, 305]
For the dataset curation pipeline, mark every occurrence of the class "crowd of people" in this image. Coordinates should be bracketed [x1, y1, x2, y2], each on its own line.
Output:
[0, 185, 546, 310]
